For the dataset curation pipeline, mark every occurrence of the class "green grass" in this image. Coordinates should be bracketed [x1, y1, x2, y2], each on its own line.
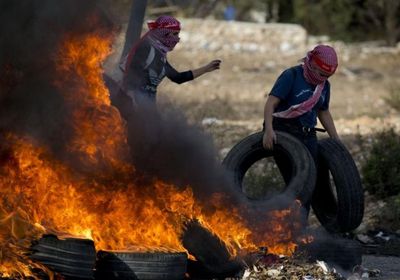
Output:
[242, 157, 286, 200]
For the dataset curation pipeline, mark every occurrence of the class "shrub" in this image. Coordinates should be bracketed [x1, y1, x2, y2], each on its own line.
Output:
[362, 128, 400, 199]
[375, 194, 400, 231]
[242, 158, 285, 200]
[384, 86, 400, 112]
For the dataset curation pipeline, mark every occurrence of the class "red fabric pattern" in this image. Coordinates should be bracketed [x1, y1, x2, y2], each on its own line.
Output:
[122, 16, 181, 74]
[146, 15, 181, 54]
[273, 81, 325, 119]
[303, 44, 338, 86]
[273, 45, 338, 119]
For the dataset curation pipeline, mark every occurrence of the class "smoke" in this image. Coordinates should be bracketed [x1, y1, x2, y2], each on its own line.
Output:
[114, 94, 294, 226]
[0, 0, 291, 230]
[0, 0, 113, 160]
[0, 0, 242, 214]
[125, 101, 235, 202]
[0, 0, 241, 207]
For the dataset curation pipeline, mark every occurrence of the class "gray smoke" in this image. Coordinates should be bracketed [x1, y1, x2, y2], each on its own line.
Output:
[0, 0, 291, 232]
[0, 0, 113, 162]
[125, 101, 236, 202]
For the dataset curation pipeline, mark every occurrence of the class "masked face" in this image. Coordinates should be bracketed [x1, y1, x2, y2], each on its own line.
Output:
[310, 60, 332, 81]
[302, 45, 338, 85]
[163, 30, 180, 50]
[147, 16, 181, 53]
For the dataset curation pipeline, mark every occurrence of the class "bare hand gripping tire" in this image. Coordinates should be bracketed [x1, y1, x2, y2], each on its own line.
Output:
[312, 138, 364, 232]
[222, 131, 316, 207]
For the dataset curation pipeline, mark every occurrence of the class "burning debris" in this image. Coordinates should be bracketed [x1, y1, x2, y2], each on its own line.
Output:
[242, 258, 381, 280]
[0, 1, 371, 279]
[242, 256, 341, 280]
[182, 219, 244, 278]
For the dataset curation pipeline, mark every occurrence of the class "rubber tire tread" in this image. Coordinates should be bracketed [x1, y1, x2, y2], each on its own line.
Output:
[312, 138, 364, 232]
[96, 251, 187, 280]
[32, 235, 96, 256]
[222, 131, 316, 205]
[182, 220, 243, 277]
[29, 235, 96, 278]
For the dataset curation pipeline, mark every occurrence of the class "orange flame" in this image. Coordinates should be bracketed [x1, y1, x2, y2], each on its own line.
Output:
[0, 29, 309, 277]
[256, 200, 305, 256]
[55, 32, 131, 176]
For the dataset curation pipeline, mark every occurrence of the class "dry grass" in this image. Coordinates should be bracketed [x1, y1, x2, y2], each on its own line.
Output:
[157, 46, 400, 154]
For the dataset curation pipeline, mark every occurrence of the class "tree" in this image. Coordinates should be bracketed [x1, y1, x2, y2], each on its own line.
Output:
[292, 0, 356, 41]
[363, 0, 400, 46]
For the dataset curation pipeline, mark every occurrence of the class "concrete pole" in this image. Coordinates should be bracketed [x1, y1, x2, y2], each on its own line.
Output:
[120, 0, 148, 60]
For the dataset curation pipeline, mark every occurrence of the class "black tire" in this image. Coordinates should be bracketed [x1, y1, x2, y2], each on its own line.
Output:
[29, 234, 96, 279]
[182, 220, 243, 279]
[95, 251, 188, 280]
[222, 131, 316, 206]
[312, 138, 364, 232]
[298, 236, 362, 271]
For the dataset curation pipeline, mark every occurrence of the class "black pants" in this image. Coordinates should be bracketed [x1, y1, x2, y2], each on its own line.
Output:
[110, 89, 157, 121]
[111, 89, 161, 172]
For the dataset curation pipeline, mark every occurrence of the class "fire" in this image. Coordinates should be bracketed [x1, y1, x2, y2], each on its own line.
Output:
[256, 200, 305, 256]
[0, 28, 309, 277]
[55, 32, 131, 175]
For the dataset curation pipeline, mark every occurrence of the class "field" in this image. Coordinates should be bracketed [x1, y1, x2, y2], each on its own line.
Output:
[161, 42, 400, 152]
[107, 21, 400, 231]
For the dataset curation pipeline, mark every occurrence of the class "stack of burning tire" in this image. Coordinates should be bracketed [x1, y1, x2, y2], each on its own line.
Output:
[29, 234, 96, 279]
[29, 228, 237, 279]
[95, 251, 188, 280]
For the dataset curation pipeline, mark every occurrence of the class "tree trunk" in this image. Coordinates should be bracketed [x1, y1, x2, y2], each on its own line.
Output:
[265, 0, 280, 23]
[384, 0, 400, 46]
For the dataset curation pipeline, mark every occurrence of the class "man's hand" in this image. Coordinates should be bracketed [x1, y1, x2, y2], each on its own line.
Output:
[204, 59, 221, 72]
[192, 60, 221, 78]
[263, 129, 277, 150]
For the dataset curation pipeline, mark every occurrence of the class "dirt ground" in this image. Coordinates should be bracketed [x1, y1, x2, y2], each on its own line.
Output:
[106, 27, 400, 278]
[132, 37, 400, 222]
[158, 42, 400, 149]
[156, 43, 400, 279]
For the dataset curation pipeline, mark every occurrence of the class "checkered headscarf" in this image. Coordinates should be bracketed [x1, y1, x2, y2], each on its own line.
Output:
[146, 15, 181, 54]
[303, 45, 338, 85]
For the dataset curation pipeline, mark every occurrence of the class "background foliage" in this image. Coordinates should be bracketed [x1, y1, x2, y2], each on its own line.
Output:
[100, 0, 400, 45]
[110, 0, 400, 46]
[362, 128, 400, 199]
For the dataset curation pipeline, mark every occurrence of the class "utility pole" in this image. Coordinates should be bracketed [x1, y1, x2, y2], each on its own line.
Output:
[120, 0, 148, 61]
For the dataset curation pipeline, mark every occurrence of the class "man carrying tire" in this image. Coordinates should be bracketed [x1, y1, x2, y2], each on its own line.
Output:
[263, 44, 340, 160]
[262, 44, 340, 218]
[223, 44, 363, 232]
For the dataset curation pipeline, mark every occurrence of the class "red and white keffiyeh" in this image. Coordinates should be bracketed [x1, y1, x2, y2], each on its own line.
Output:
[121, 15, 181, 73]
[146, 15, 181, 54]
[273, 45, 338, 119]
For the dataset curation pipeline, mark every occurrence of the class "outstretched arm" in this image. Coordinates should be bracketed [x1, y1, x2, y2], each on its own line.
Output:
[318, 109, 340, 140]
[191, 60, 221, 79]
